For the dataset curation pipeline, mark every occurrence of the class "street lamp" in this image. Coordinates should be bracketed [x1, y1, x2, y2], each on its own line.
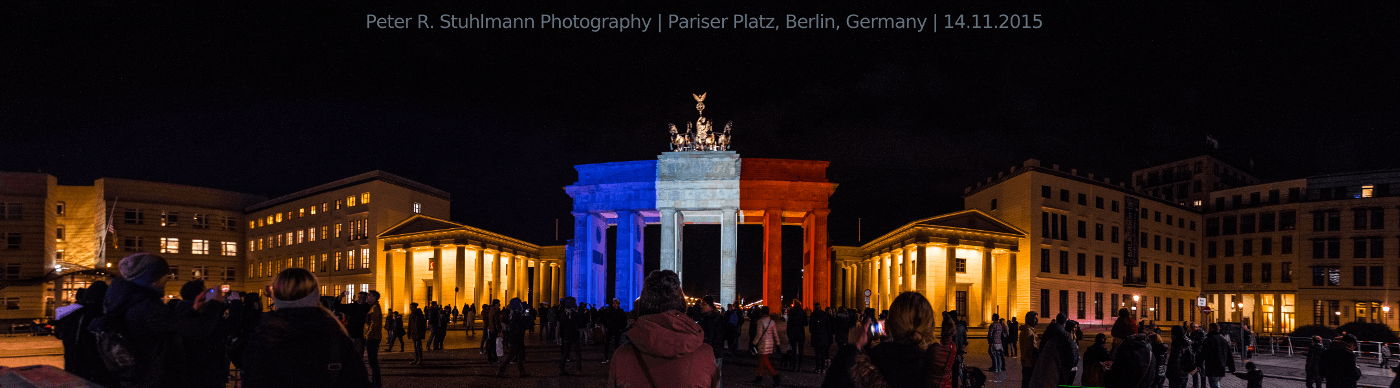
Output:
[1133, 295, 1140, 302]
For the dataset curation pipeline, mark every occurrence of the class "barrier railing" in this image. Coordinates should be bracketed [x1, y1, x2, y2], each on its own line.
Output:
[1251, 335, 1400, 366]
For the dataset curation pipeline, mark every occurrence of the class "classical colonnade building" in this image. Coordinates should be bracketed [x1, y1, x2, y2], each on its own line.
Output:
[565, 152, 836, 310]
[832, 210, 1024, 326]
[378, 215, 565, 313]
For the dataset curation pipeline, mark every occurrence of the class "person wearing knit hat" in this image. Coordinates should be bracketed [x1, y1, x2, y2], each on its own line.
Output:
[119, 252, 171, 289]
[100, 253, 183, 386]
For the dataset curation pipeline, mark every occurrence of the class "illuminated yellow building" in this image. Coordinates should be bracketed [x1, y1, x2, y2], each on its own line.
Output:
[0, 172, 263, 320]
[1201, 169, 1400, 332]
[377, 215, 565, 313]
[243, 171, 450, 307]
[960, 160, 1204, 327]
[831, 210, 1024, 326]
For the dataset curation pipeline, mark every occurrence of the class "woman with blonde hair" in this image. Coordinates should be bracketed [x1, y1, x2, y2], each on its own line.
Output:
[823, 291, 953, 388]
[240, 268, 369, 388]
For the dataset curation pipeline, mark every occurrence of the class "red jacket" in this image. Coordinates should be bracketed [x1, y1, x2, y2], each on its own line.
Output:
[607, 310, 718, 388]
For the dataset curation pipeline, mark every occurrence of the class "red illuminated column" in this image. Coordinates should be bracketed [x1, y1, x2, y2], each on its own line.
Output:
[810, 209, 830, 308]
[763, 209, 783, 308]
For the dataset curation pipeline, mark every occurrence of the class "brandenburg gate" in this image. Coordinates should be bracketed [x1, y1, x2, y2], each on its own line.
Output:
[564, 94, 837, 310]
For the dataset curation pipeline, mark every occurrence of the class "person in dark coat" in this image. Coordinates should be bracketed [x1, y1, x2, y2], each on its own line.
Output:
[1189, 323, 1208, 388]
[496, 298, 531, 377]
[1199, 323, 1235, 388]
[559, 296, 585, 375]
[787, 300, 810, 372]
[241, 268, 369, 388]
[1103, 333, 1156, 388]
[1080, 333, 1111, 387]
[55, 281, 114, 386]
[1149, 332, 1169, 388]
[100, 253, 192, 388]
[1028, 313, 1077, 388]
[386, 312, 405, 352]
[606, 270, 719, 388]
[1321, 334, 1361, 388]
[1233, 361, 1264, 388]
[1018, 312, 1040, 388]
[408, 303, 426, 364]
[1305, 335, 1325, 388]
[1111, 308, 1138, 347]
[1166, 326, 1198, 388]
[334, 292, 370, 358]
[176, 280, 241, 388]
[810, 303, 833, 373]
[601, 298, 629, 363]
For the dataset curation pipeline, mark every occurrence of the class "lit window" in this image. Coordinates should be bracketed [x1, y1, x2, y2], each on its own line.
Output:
[286, 232, 293, 245]
[160, 237, 179, 254]
[336, 200, 343, 210]
[321, 226, 328, 240]
[361, 193, 370, 204]
[413, 202, 421, 214]
[249, 240, 255, 252]
[266, 215, 273, 225]
[257, 239, 263, 250]
[347, 250, 356, 270]
[191, 239, 209, 255]
[161, 211, 179, 227]
[257, 218, 264, 227]
[249, 221, 256, 229]
[191, 266, 208, 280]
[310, 206, 317, 215]
[222, 241, 238, 256]
[297, 230, 305, 244]
[1362, 185, 1374, 198]
[335, 224, 342, 238]
[275, 213, 282, 223]
[321, 203, 327, 212]
[299, 208, 305, 217]
[309, 255, 317, 272]
[308, 227, 317, 242]
[361, 248, 370, 269]
[347, 196, 357, 207]
[335, 252, 342, 271]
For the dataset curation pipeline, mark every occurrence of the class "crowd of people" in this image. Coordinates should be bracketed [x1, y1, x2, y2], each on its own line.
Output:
[47, 252, 1400, 388]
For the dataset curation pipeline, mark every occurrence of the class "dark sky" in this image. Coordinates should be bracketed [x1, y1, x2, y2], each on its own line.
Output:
[5, 1, 1398, 301]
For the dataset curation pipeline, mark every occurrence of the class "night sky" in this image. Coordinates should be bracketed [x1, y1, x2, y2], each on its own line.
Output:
[5, 1, 1397, 301]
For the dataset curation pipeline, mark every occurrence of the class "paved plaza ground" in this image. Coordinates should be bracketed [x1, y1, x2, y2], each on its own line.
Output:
[6, 323, 1400, 387]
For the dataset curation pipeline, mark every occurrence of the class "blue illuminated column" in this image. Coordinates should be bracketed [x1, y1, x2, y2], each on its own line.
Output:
[615, 210, 645, 310]
[570, 211, 608, 307]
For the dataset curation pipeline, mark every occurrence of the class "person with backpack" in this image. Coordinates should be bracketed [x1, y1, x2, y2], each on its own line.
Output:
[56, 281, 114, 386]
[1167, 326, 1198, 388]
[724, 304, 744, 353]
[600, 298, 629, 363]
[497, 298, 532, 377]
[95, 253, 200, 388]
[241, 267, 369, 388]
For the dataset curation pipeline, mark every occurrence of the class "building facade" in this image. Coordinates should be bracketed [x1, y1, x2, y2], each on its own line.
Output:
[378, 215, 565, 313]
[243, 171, 450, 307]
[0, 172, 264, 321]
[831, 210, 1024, 327]
[1132, 155, 1261, 208]
[1201, 170, 1400, 332]
[962, 160, 1204, 327]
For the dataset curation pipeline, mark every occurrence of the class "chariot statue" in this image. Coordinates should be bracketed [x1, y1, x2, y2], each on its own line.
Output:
[668, 92, 733, 152]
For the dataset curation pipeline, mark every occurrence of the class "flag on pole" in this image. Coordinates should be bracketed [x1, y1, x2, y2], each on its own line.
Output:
[1206, 135, 1219, 149]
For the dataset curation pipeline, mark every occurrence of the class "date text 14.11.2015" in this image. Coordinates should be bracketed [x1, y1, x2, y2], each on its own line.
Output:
[942, 14, 1042, 29]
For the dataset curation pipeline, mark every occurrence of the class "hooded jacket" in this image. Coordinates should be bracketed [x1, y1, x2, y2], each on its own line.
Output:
[1103, 334, 1156, 388]
[1320, 340, 1360, 386]
[1199, 330, 1235, 377]
[607, 310, 718, 388]
[1166, 326, 1197, 378]
[241, 306, 370, 388]
[102, 278, 187, 388]
[1111, 311, 1138, 340]
[1028, 319, 1078, 388]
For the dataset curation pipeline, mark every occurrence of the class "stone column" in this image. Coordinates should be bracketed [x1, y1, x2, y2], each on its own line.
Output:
[981, 249, 994, 325]
[945, 246, 957, 313]
[763, 209, 783, 307]
[402, 249, 414, 312]
[383, 250, 394, 313]
[474, 245, 485, 310]
[1006, 252, 1018, 321]
[570, 212, 591, 304]
[455, 246, 467, 309]
[659, 208, 679, 273]
[615, 210, 644, 311]
[432, 247, 443, 305]
[720, 207, 738, 306]
[801, 209, 831, 307]
[915, 244, 928, 293]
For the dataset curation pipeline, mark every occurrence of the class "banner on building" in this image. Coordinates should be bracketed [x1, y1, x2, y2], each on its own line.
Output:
[1123, 196, 1139, 267]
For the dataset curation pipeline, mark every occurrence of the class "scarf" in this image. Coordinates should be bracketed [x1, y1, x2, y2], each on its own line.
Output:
[273, 288, 322, 310]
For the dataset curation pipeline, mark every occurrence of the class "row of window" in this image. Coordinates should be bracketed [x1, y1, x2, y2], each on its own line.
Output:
[118, 237, 238, 256]
[1204, 211, 1299, 236]
[1041, 212, 1198, 257]
[123, 209, 239, 230]
[165, 265, 237, 282]
[1308, 237, 1389, 259]
[1209, 188, 1303, 212]
[1038, 249, 1197, 287]
[251, 248, 371, 278]
[1206, 236, 1296, 258]
[1038, 289, 1194, 323]
[249, 220, 368, 252]
[1205, 262, 1295, 284]
[0, 203, 23, 220]
[249, 192, 371, 229]
[1034, 186, 1198, 231]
